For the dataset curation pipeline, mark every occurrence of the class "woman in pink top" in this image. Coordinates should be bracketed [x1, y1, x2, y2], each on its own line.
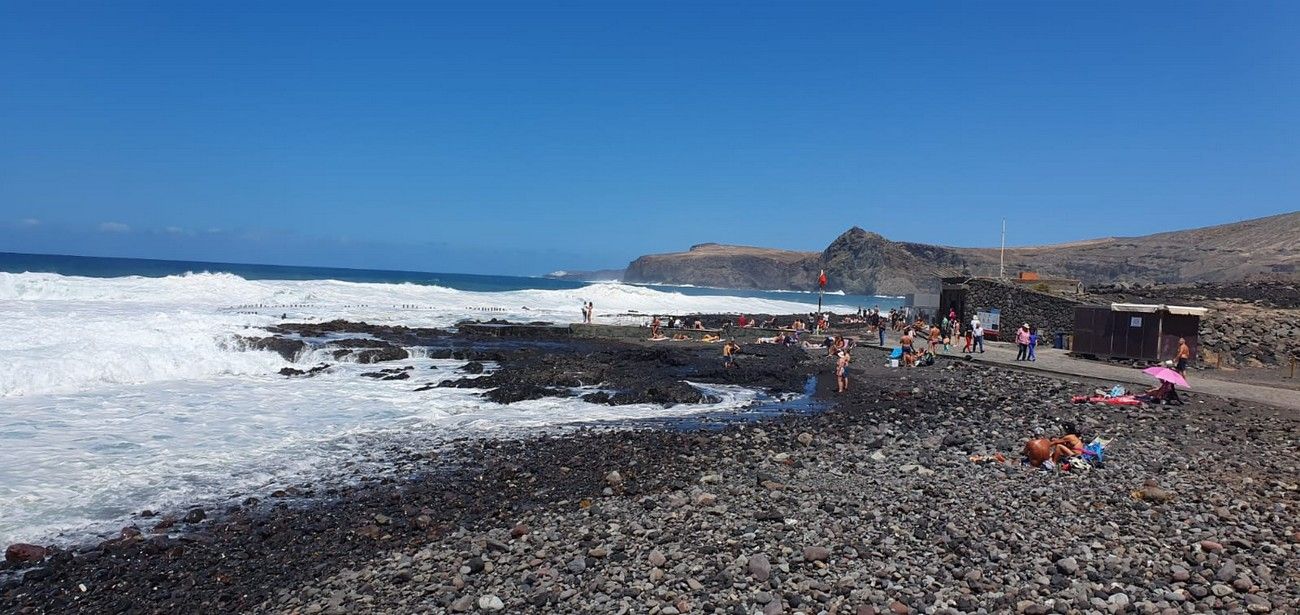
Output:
[1015, 323, 1031, 361]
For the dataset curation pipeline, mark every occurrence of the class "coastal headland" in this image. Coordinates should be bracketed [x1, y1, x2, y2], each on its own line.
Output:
[3, 318, 1297, 614]
[623, 211, 1300, 295]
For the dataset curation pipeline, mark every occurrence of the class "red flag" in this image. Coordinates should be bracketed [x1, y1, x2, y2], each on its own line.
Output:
[818, 270, 827, 288]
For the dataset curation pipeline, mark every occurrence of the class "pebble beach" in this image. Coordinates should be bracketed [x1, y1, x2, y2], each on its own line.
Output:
[3, 329, 1297, 614]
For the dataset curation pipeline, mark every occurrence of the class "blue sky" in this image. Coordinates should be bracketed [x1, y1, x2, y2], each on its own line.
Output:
[2, 1, 1297, 275]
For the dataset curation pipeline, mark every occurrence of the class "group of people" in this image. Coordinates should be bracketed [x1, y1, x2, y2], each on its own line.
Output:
[580, 301, 595, 324]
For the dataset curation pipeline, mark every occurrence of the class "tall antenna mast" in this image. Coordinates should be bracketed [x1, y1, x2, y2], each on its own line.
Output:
[999, 218, 1006, 279]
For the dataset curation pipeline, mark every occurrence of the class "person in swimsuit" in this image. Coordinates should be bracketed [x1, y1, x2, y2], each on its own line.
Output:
[1175, 338, 1190, 374]
[723, 340, 740, 368]
[835, 351, 850, 393]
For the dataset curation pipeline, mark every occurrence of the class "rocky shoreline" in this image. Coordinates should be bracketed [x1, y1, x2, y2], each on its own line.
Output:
[3, 327, 1298, 614]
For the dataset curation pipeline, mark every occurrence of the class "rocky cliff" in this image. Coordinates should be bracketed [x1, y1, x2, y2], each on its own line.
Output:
[623, 243, 821, 291]
[623, 211, 1300, 294]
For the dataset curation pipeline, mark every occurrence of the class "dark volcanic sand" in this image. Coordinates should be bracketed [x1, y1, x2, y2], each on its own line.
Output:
[2, 331, 1298, 614]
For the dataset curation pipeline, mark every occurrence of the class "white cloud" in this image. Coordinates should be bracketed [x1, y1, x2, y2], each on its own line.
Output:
[18, 218, 40, 227]
[165, 226, 188, 235]
[99, 222, 131, 233]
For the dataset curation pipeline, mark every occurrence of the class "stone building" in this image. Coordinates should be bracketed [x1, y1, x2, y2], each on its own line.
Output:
[939, 275, 1084, 340]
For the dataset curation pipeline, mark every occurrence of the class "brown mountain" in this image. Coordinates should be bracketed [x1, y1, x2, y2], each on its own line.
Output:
[622, 211, 1300, 294]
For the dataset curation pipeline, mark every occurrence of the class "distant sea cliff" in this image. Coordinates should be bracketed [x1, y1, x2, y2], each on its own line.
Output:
[621, 212, 1300, 295]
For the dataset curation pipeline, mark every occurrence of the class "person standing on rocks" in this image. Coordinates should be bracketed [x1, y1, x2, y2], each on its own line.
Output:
[835, 350, 850, 393]
[723, 339, 741, 368]
[877, 321, 887, 347]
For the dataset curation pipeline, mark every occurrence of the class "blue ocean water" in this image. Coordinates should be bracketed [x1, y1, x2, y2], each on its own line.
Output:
[0, 251, 902, 311]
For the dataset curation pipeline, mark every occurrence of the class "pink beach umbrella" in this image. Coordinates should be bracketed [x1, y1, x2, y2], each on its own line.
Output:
[1142, 366, 1190, 389]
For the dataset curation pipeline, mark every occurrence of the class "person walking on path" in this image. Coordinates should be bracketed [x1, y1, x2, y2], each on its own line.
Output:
[1175, 337, 1190, 374]
[963, 326, 974, 353]
[1015, 324, 1031, 361]
[1027, 326, 1039, 361]
[971, 319, 985, 353]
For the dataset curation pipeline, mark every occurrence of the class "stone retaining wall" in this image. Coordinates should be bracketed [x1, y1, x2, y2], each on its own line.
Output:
[963, 278, 1085, 340]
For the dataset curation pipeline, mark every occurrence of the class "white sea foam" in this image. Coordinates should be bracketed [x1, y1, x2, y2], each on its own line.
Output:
[0, 358, 758, 547]
[0, 270, 825, 546]
[0, 271, 847, 397]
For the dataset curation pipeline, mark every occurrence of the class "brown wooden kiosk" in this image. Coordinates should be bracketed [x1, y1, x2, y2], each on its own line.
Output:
[1072, 303, 1208, 363]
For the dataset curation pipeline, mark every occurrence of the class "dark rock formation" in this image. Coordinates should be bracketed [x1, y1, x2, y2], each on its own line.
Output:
[238, 336, 307, 361]
[4, 543, 47, 564]
[278, 364, 331, 378]
[819, 228, 966, 295]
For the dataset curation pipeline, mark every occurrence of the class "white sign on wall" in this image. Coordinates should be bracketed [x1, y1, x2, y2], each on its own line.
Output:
[977, 308, 1001, 332]
[1130, 316, 1143, 327]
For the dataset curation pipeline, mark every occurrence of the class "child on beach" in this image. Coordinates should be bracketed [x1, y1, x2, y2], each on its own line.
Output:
[723, 340, 740, 367]
[1028, 326, 1039, 361]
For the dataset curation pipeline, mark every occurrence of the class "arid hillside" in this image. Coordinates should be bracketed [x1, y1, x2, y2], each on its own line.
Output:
[623, 211, 1300, 294]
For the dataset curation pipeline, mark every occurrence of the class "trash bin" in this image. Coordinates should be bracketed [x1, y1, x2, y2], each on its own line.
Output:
[1053, 332, 1066, 349]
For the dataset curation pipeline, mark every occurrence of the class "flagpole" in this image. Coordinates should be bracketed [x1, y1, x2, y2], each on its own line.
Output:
[816, 269, 826, 334]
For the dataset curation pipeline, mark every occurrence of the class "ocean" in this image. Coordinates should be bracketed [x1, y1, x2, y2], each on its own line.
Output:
[0, 252, 901, 547]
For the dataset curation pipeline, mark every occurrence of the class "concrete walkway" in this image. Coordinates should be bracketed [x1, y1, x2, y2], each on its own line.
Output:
[861, 334, 1300, 413]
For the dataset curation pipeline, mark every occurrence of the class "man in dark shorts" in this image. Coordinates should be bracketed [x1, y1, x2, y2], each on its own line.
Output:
[1175, 337, 1190, 373]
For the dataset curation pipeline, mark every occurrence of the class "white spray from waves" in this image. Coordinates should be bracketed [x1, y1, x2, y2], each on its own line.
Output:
[0, 271, 848, 397]
[0, 270, 835, 546]
[0, 358, 759, 548]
